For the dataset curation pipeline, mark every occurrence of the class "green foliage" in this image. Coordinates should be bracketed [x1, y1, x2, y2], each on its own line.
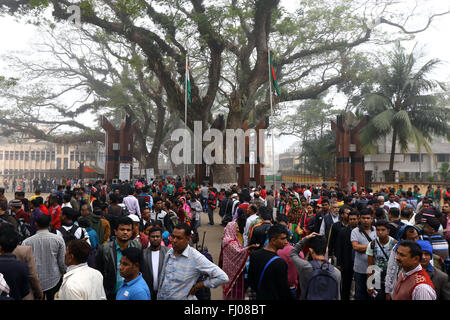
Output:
[28, 0, 49, 8]
[439, 162, 449, 181]
[274, 98, 340, 140]
[359, 43, 450, 172]
[298, 130, 336, 179]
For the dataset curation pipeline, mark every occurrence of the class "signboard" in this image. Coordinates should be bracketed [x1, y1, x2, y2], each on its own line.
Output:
[146, 168, 155, 182]
[119, 163, 131, 181]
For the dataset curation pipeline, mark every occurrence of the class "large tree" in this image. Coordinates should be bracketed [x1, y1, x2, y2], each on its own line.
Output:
[1, 0, 449, 185]
[0, 26, 184, 174]
[358, 42, 450, 181]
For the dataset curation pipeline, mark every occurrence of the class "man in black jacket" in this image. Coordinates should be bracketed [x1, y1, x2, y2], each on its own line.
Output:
[387, 207, 404, 238]
[0, 224, 30, 300]
[335, 211, 359, 300]
[95, 216, 141, 300]
[141, 227, 170, 300]
[328, 206, 352, 260]
[308, 199, 330, 234]
[220, 191, 233, 226]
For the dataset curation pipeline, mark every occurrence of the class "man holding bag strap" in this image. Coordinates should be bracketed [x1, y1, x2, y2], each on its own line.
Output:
[248, 224, 293, 300]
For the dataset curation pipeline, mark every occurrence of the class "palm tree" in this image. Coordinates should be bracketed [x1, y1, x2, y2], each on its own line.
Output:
[359, 43, 450, 181]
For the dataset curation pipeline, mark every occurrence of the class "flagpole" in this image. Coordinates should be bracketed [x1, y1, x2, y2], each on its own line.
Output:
[267, 47, 277, 216]
[184, 52, 188, 188]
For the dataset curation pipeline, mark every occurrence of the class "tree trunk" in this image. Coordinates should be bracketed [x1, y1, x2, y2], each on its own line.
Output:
[145, 148, 160, 175]
[389, 129, 397, 171]
[210, 107, 241, 186]
[386, 129, 397, 182]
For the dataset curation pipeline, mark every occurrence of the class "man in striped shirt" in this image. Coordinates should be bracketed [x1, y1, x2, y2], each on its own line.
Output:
[422, 216, 449, 260]
[157, 223, 229, 300]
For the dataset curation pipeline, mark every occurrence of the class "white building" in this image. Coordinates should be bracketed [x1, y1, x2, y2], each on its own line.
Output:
[364, 134, 450, 182]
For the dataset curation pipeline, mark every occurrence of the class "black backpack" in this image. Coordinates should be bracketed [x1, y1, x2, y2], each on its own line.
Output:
[16, 218, 33, 243]
[58, 225, 84, 244]
[305, 260, 339, 300]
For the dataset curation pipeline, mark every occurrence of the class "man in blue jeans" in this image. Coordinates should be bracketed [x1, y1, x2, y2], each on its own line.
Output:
[351, 209, 376, 300]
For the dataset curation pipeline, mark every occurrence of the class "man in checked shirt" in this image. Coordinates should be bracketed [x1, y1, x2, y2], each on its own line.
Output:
[157, 223, 229, 300]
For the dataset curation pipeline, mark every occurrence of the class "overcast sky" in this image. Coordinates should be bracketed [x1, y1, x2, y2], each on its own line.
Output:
[0, 1, 449, 153]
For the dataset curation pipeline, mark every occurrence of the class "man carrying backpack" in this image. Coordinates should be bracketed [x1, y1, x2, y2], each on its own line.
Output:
[56, 207, 86, 244]
[290, 232, 341, 300]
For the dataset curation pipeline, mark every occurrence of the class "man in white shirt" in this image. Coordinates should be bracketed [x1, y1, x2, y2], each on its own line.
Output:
[384, 193, 400, 212]
[61, 194, 72, 209]
[55, 239, 106, 300]
[243, 205, 259, 247]
[141, 227, 170, 300]
[123, 189, 141, 218]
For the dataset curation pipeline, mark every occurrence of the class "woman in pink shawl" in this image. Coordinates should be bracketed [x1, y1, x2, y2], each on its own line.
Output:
[179, 196, 192, 223]
[220, 219, 258, 300]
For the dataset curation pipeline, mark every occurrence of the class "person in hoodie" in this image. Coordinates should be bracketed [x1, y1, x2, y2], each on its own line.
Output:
[384, 224, 421, 300]
[80, 204, 104, 246]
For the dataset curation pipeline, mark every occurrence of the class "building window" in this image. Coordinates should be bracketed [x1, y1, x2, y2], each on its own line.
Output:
[51, 151, 55, 160]
[25, 151, 29, 161]
[90, 152, 96, 162]
[57, 145, 62, 154]
[20, 151, 24, 160]
[70, 151, 74, 161]
[64, 145, 68, 154]
[31, 151, 35, 160]
[15, 151, 19, 160]
[410, 154, 424, 162]
[4, 151, 8, 160]
[63, 158, 68, 170]
[57, 158, 61, 169]
[437, 154, 450, 162]
[41, 151, 45, 160]
[81, 152, 85, 161]
[0, 151, 2, 160]
[36, 151, 40, 161]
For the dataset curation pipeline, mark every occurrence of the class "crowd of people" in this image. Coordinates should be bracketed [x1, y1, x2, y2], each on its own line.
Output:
[0, 178, 449, 300]
[2, 176, 83, 194]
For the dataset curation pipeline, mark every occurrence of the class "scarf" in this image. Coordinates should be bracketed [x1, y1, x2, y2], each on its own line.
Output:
[221, 221, 248, 296]
[180, 197, 192, 220]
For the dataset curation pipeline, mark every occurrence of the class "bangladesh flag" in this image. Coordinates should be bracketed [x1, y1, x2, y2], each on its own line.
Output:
[186, 57, 191, 104]
[270, 55, 281, 96]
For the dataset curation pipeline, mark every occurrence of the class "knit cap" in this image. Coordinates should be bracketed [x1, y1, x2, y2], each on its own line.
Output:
[416, 240, 433, 256]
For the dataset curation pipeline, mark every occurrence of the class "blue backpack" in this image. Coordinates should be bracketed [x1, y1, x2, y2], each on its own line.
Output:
[305, 260, 339, 300]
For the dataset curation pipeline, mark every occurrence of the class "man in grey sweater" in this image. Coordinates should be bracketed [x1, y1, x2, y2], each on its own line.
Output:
[290, 232, 342, 299]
